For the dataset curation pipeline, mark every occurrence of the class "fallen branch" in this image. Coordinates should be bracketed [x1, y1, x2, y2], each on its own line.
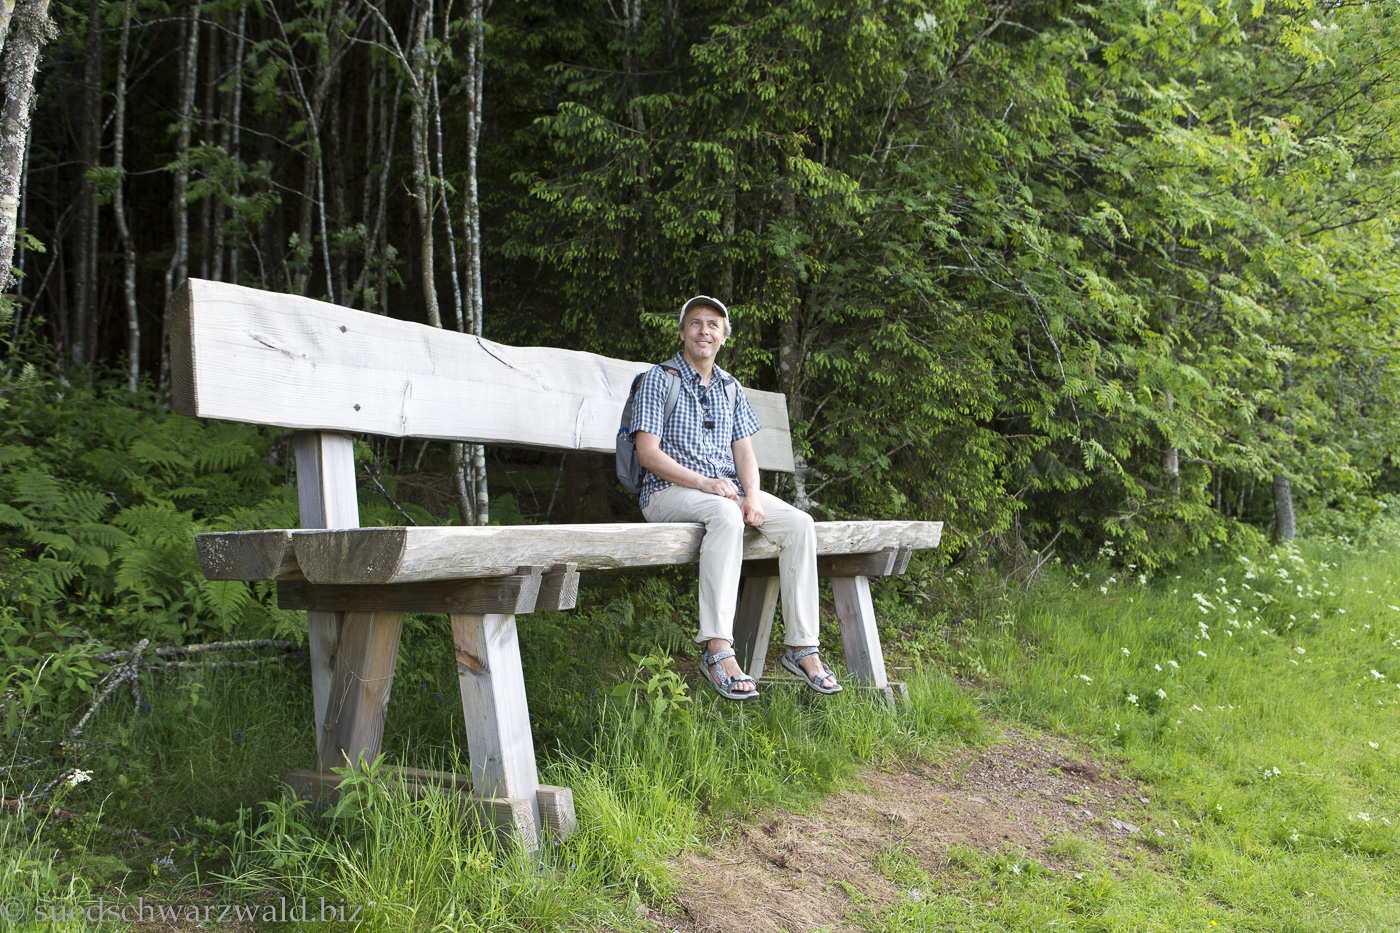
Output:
[69, 638, 149, 741]
[2, 796, 85, 820]
[67, 638, 299, 742]
[89, 639, 298, 664]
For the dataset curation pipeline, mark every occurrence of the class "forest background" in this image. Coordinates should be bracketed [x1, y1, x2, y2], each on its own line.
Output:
[0, 0, 1398, 708]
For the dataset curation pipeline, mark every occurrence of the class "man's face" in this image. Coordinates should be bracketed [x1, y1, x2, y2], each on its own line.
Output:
[680, 306, 728, 363]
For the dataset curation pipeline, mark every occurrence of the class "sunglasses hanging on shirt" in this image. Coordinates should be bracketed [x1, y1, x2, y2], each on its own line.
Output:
[700, 388, 715, 430]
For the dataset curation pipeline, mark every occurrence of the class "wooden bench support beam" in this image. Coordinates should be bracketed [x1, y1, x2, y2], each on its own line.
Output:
[451, 612, 542, 840]
[293, 431, 361, 771]
[308, 610, 340, 766]
[536, 563, 580, 611]
[396, 768, 576, 841]
[277, 573, 543, 614]
[742, 548, 901, 579]
[831, 575, 889, 691]
[319, 610, 405, 771]
[733, 575, 779, 680]
[283, 768, 573, 848]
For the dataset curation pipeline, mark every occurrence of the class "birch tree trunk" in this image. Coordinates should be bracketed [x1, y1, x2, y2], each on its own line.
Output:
[408, 0, 438, 329]
[0, 0, 56, 291]
[462, 0, 489, 525]
[0, 0, 16, 60]
[160, 3, 200, 393]
[225, 4, 246, 284]
[111, 0, 137, 391]
[72, 0, 101, 366]
[1272, 473, 1296, 542]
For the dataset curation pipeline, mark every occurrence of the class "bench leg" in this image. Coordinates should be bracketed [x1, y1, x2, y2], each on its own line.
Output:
[451, 612, 542, 845]
[831, 576, 889, 690]
[308, 610, 340, 770]
[319, 610, 405, 770]
[733, 575, 780, 680]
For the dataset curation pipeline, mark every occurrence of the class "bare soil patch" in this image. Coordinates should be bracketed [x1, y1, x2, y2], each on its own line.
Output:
[659, 724, 1158, 932]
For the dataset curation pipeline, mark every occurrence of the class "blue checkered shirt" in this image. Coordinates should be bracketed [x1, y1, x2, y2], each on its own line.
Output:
[630, 353, 763, 509]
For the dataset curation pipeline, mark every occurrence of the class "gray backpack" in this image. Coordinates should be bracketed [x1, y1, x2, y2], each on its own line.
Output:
[616, 364, 736, 495]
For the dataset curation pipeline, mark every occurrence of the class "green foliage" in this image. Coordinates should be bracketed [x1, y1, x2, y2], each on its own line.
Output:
[0, 377, 290, 661]
[609, 649, 693, 733]
[488, 0, 1400, 567]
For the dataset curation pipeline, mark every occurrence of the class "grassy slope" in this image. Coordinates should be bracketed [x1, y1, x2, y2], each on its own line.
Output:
[2, 533, 1397, 931]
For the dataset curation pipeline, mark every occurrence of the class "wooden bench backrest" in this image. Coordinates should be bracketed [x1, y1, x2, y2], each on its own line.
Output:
[169, 279, 796, 472]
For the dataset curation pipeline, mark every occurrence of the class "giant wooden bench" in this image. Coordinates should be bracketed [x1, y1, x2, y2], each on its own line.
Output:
[170, 278, 942, 848]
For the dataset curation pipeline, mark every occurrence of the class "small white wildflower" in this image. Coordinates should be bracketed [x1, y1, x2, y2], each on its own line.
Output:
[1127, 694, 1139, 705]
[1371, 670, 1386, 680]
[1122, 647, 1131, 656]
[64, 769, 93, 788]
[1076, 674, 1092, 683]
[1338, 609, 1346, 614]
[1168, 660, 1179, 668]
[1154, 664, 1162, 672]
[1156, 688, 1167, 700]
[1368, 742, 1379, 749]
[1198, 651, 1208, 658]
[1294, 646, 1306, 655]
[1191, 705, 1203, 712]
[1100, 586, 1108, 595]
[1357, 812, 1372, 823]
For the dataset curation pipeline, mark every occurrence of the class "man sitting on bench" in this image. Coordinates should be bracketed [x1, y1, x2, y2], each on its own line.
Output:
[631, 295, 842, 700]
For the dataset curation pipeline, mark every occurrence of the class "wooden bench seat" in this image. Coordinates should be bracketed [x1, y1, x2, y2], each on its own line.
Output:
[170, 278, 943, 849]
[198, 521, 943, 582]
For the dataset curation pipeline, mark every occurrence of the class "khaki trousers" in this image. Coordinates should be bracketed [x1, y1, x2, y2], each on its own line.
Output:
[643, 487, 820, 647]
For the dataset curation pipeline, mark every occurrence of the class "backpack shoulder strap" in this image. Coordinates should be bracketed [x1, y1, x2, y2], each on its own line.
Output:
[659, 364, 682, 426]
[722, 374, 738, 414]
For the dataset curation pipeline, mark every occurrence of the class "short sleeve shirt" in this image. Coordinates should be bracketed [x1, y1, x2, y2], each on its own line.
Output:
[630, 353, 762, 509]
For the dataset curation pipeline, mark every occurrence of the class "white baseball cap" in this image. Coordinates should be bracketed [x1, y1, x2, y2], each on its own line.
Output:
[679, 295, 730, 332]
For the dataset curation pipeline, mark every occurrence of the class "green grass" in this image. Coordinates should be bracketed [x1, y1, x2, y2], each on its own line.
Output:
[916, 536, 1400, 933]
[2, 532, 1398, 930]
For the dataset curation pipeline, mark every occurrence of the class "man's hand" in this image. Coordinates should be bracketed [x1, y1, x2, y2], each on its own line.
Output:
[697, 476, 740, 500]
[740, 496, 765, 527]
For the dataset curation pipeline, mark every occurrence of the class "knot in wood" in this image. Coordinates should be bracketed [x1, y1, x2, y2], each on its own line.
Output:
[456, 648, 487, 675]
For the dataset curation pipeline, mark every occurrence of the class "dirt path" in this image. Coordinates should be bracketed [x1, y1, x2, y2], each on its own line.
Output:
[659, 725, 1158, 932]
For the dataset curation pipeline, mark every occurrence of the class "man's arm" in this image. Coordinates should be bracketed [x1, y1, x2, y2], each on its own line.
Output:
[636, 431, 739, 500]
[732, 435, 764, 526]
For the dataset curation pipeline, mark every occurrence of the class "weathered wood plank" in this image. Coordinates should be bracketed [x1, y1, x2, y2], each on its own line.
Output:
[319, 610, 405, 771]
[197, 529, 300, 581]
[536, 785, 577, 839]
[831, 576, 889, 690]
[284, 769, 538, 847]
[742, 548, 900, 579]
[536, 563, 580, 611]
[733, 576, 780, 680]
[169, 278, 795, 470]
[294, 431, 360, 774]
[755, 676, 903, 706]
[282, 520, 944, 584]
[451, 612, 542, 839]
[393, 768, 575, 840]
[276, 574, 542, 614]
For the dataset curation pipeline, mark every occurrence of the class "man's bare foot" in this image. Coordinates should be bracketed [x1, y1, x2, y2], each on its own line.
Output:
[797, 648, 837, 691]
[706, 638, 756, 693]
